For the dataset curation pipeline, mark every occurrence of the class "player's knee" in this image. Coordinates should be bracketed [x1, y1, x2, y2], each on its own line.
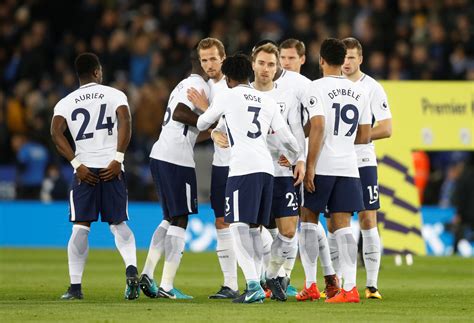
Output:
[215, 217, 229, 229]
[171, 215, 188, 229]
[359, 211, 377, 230]
[279, 227, 296, 239]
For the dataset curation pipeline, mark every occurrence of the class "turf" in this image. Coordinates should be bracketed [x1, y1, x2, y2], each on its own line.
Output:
[0, 249, 473, 322]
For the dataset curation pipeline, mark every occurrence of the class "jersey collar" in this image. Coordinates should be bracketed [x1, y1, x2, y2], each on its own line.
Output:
[79, 82, 98, 89]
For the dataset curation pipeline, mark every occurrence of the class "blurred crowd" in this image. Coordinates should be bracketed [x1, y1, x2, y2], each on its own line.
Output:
[0, 0, 473, 201]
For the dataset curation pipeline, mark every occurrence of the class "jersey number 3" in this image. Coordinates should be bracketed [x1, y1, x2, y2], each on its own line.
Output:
[72, 104, 114, 141]
[247, 106, 262, 139]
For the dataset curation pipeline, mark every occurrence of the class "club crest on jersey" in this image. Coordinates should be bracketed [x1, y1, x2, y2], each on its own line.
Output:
[278, 102, 286, 113]
[381, 101, 388, 110]
[309, 96, 318, 107]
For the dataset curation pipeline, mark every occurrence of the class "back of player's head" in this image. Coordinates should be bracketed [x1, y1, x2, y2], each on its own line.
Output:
[222, 54, 253, 82]
[74, 53, 101, 78]
[342, 37, 363, 56]
[279, 38, 306, 57]
[252, 43, 280, 62]
[252, 39, 278, 53]
[197, 37, 226, 58]
[190, 45, 202, 71]
[320, 38, 346, 66]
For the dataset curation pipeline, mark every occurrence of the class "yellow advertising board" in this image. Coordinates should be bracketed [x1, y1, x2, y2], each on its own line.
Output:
[374, 82, 473, 255]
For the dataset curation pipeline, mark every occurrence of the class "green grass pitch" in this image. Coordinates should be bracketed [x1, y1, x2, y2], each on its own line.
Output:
[1, 248, 473, 322]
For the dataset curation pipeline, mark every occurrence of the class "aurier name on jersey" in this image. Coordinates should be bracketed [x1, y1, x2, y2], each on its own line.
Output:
[150, 74, 210, 168]
[208, 76, 231, 167]
[53, 82, 129, 169]
[197, 85, 293, 177]
[305, 76, 371, 178]
[253, 83, 305, 177]
[355, 74, 392, 167]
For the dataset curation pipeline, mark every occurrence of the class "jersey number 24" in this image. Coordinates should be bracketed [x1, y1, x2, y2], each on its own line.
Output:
[72, 104, 114, 141]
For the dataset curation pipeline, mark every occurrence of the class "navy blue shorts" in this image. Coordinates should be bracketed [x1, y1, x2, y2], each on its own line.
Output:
[210, 165, 229, 218]
[150, 158, 198, 219]
[69, 168, 128, 223]
[224, 173, 273, 226]
[359, 166, 380, 210]
[272, 177, 299, 218]
[303, 175, 364, 214]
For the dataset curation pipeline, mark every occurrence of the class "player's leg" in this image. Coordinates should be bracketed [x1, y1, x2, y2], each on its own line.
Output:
[61, 171, 98, 300]
[358, 166, 382, 299]
[316, 217, 339, 299]
[159, 215, 192, 299]
[228, 173, 271, 303]
[101, 171, 139, 300]
[157, 161, 197, 299]
[209, 165, 239, 299]
[265, 177, 298, 301]
[326, 177, 365, 303]
[140, 158, 170, 297]
[296, 175, 334, 301]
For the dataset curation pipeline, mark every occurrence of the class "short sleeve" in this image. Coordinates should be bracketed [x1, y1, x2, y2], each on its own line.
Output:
[305, 84, 325, 119]
[359, 95, 372, 125]
[53, 99, 67, 118]
[371, 83, 392, 121]
[114, 90, 129, 111]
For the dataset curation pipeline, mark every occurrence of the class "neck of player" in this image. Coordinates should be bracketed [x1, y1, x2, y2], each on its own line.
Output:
[345, 69, 363, 82]
[323, 66, 343, 78]
[79, 77, 98, 87]
[254, 80, 273, 91]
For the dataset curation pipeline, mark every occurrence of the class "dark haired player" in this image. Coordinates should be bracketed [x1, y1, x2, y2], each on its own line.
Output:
[139, 49, 210, 300]
[51, 53, 139, 300]
[302, 38, 371, 303]
[196, 54, 300, 303]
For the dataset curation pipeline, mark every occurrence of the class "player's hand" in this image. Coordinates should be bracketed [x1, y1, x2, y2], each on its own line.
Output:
[293, 160, 305, 186]
[187, 87, 209, 112]
[211, 131, 229, 148]
[278, 155, 291, 167]
[99, 160, 122, 181]
[76, 165, 99, 186]
[304, 167, 316, 193]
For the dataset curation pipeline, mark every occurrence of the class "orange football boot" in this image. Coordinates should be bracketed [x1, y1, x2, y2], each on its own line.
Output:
[325, 286, 360, 303]
[295, 283, 320, 301]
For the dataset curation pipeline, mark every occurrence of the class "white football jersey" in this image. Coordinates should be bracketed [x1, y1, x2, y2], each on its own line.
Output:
[150, 74, 210, 168]
[252, 83, 305, 177]
[197, 84, 290, 177]
[53, 82, 129, 169]
[354, 74, 392, 167]
[306, 76, 371, 177]
[275, 69, 312, 124]
[208, 76, 231, 167]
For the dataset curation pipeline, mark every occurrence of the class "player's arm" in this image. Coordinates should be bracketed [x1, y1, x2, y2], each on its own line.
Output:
[288, 103, 307, 185]
[196, 94, 225, 131]
[371, 118, 392, 140]
[304, 115, 325, 193]
[209, 118, 229, 148]
[51, 115, 99, 185]
[354, 98, 372, 144]
[100, 105, 131, 181]
[173, 103, 200, 127]
[187, 87, 209, 112]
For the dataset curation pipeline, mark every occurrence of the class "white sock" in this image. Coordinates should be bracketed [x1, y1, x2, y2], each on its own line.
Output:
[335, 227, 357, 291]
[142, 220, 169, 279]
[249, 227, 264, 281]
[266, 233, 296, 279]
[299, 222, 318, 286]
[362, 227, 381, 288]
[317, 223, 335, 276]
[68, 224, 90, 284]
[328, 232, 341, 280]
[282, 231, 298, 278]
[110, 222, 137, 268]
[160, 225, 185, 291]
[261, 227, 273, 281]
[267, 228, 279, 240]
[230, 223, 258, 282]
[216, 228, 238, 291]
